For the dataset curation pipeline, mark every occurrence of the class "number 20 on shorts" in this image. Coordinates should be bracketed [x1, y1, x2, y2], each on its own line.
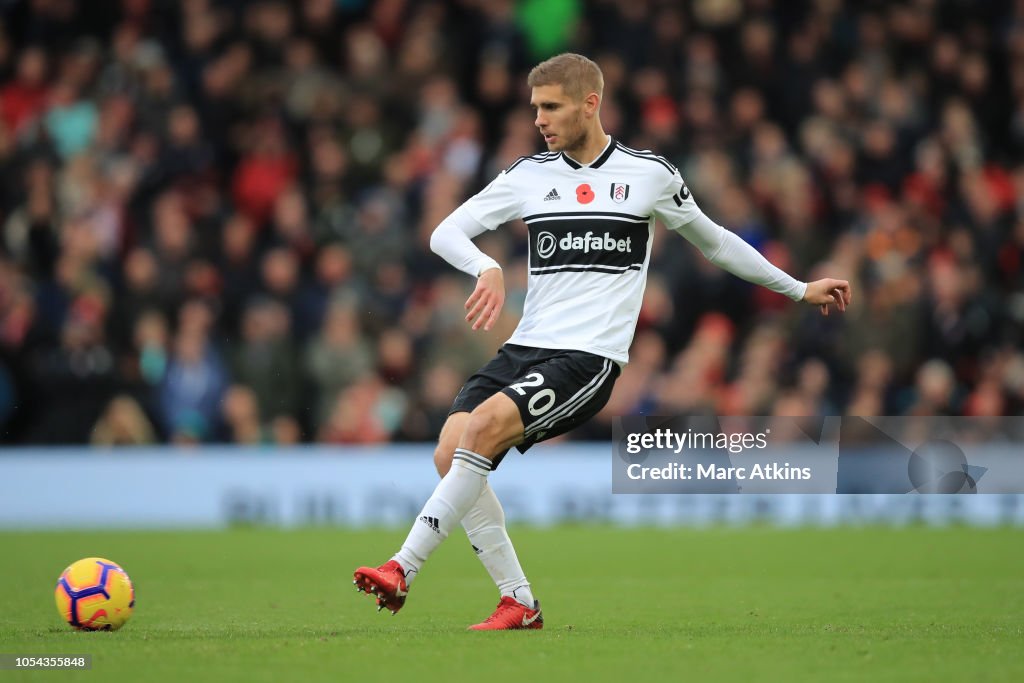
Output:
[509, 373, 556, 416]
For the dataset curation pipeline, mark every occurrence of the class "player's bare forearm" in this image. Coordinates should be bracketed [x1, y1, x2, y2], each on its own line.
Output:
[802, 278, 852, 316]
[465, 267, 505, 331]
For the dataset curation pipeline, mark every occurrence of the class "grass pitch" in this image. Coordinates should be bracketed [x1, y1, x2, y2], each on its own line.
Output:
[0, 526, 1021, 682]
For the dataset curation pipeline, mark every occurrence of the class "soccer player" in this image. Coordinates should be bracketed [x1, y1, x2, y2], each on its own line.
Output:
[353, 53, 851, 630]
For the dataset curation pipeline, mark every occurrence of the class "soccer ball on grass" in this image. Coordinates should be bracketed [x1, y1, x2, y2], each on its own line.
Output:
[54, 557, 135, 631]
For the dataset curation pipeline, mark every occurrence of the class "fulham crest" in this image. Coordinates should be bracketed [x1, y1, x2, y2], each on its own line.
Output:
[610, 183, 630, 203]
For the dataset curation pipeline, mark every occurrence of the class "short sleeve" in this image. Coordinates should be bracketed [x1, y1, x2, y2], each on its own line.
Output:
[652, 169, 702, 230]
[462, 171, 523, 230]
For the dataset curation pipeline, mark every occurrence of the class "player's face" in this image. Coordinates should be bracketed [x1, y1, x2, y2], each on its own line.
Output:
[531, 84, 588, 153]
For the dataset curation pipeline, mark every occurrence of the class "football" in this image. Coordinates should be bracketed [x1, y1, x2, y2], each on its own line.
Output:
[54, 557, 135, 631]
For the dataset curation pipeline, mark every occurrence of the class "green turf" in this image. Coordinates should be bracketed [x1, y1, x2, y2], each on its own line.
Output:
[0, 526, 1021, 682]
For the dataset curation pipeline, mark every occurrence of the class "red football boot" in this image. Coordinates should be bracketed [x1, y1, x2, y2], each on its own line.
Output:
[468, 597, 543, 631]
[353, 560, 408, 615]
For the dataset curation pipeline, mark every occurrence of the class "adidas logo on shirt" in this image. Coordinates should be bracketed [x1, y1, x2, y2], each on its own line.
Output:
[419, 515, 440, 533]
[543, 188, 560, 201]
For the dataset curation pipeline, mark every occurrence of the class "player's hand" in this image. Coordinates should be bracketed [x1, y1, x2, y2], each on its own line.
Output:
[465, 267, 505, 331]
[803, 278, 851, 316]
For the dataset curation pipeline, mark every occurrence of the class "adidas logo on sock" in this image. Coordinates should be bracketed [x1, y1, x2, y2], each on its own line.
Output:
[471, 544, 483, 555]
[419, 515, 440, 533]
[543, 188, 560, 201]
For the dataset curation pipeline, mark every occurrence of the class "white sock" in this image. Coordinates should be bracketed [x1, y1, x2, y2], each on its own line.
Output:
[463, 482, 535, 608]
[393, 448, 491, 585]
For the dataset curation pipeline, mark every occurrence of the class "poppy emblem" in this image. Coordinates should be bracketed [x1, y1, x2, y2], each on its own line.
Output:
[576, 183, 594, 204]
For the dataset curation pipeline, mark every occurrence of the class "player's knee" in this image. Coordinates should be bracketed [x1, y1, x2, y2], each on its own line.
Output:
[461, 411, 492, 450]
[433, 444, 455, 477]
[461, 406, 511, 456]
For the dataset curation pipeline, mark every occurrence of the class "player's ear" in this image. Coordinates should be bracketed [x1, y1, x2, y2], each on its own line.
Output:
[583, 92, 600, 117]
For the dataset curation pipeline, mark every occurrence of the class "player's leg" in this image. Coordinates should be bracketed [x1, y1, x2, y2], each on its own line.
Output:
[432, 411, 538, 618]
[393, 393, 523, 576]
[354, 346, 616, 623]
[465, 351, 620, 627]
[432, 411, 466, 476]
[457, 391, 526, 455]
[462, 480, 543, 630]
[351, 417, 465, 613]
[354, 394, 526, 614]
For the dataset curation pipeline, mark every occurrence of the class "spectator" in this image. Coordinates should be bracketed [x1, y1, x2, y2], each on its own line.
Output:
[303, 299, 374, 432]
[157, 324, 227, 442]
[1, 46, 50, 135]
[91, 394, 157, 446]
[220, 383, 264, 445]
[230, 296, 299, 424]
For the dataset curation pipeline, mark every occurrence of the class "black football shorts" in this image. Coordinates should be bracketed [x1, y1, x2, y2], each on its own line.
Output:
[449, 344, 620, 467]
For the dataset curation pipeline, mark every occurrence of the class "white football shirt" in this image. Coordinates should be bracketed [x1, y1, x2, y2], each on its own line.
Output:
[461, 138, 703, 364]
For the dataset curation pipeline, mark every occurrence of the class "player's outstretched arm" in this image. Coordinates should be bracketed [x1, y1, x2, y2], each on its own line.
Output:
[465, 267, 505, 331]
[672, 213, 854, 316]
[802, 278, 852, 316]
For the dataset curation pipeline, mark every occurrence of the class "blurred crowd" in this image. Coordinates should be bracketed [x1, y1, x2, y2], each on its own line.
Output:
[1, 0, 1023, 447]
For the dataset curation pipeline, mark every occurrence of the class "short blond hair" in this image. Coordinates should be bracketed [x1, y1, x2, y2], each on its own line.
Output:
[527, 53, 604, 102]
